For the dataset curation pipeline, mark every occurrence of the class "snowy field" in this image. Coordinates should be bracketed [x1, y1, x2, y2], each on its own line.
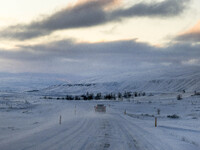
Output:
[1, 92, 200, 150]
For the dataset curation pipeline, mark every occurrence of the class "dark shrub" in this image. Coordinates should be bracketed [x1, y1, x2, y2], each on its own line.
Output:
[167, 114, 179, 119]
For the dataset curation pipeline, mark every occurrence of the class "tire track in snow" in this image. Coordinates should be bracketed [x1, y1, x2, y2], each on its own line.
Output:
[1, 106, 171, 150]
[0, 117, 87, 150]
[115, 113, 171, 150]
[36, 117, 90, 150]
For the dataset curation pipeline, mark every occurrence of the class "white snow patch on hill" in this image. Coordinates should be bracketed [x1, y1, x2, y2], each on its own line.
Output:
[39, 67, 200, 95]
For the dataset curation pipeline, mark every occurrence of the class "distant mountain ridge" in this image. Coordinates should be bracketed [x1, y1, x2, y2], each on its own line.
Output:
[40, 67, 200, 95]
[1, 67, 200, 94]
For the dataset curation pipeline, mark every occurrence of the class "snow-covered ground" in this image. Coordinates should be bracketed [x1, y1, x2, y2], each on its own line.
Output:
[1, 67, 200, 150]
[1, 92, 200, 150]
[35, 67, 200, 96]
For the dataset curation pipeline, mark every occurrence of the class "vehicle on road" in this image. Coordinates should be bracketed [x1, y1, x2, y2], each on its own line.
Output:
[94, 104, 106, 112]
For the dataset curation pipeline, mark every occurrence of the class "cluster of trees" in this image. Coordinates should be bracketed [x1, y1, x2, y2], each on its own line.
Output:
[43, 91, 147, 101]
[177, 94, 182, 100]
[194, 91, 200, 95]
[62, 83, 95, 87]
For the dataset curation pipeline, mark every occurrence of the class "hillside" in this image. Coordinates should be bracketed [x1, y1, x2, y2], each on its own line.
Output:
[39, 67, 200, 95]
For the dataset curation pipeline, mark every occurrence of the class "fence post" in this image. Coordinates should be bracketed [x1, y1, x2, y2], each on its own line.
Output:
[157, 109, 160, 115]
[75, 105, 76, 115]
[155, 117, 157, 127]
[59, 115, 62, 125]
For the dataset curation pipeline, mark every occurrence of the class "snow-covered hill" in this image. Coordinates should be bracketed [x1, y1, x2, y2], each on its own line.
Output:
[0, 72, 85, 92]
[39, 67, 200, 95]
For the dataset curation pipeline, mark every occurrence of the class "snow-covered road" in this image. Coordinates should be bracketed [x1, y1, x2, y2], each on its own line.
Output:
[0, 105, 166, 150]
[1, 97, 200, 150]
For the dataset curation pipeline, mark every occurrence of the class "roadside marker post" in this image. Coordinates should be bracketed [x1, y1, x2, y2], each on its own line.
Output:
[59, 115, 62, 125]
[124, 109, 126, 115]
[157, 109, 160, 115]
[75, 105, 77, 116]
[155, 117, 157, 127]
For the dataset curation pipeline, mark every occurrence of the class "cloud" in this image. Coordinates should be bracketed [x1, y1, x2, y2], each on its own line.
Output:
[182, 58, 200, 65]
[111, 0, 189, 19]
[176, 20, 200, 43]
[1, 39, 200, 74]
[0, 0, 190, 40]
[0, 0, 109, 40]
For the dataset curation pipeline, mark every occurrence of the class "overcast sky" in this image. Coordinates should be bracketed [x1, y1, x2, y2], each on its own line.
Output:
[0, 0, 200, 76]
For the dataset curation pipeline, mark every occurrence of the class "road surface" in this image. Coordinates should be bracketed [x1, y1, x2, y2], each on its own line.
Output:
[0, 104, 168, 150]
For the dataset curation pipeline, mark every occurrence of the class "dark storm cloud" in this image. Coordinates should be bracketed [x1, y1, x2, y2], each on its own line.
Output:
[0, 0, 190, 40]
[1, 39, 198, 63]
[1, 39, 200, 74]
[174, 20, 200, 43]
[111, 0, 189, 19]
[175, 32, 200, 43]
[0, 0, 108, 40]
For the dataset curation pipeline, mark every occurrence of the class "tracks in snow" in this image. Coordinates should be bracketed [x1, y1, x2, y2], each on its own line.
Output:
[0, 109, 168, 150]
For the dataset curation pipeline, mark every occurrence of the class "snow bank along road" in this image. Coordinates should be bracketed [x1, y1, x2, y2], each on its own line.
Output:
[1, 99, 200, 150]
